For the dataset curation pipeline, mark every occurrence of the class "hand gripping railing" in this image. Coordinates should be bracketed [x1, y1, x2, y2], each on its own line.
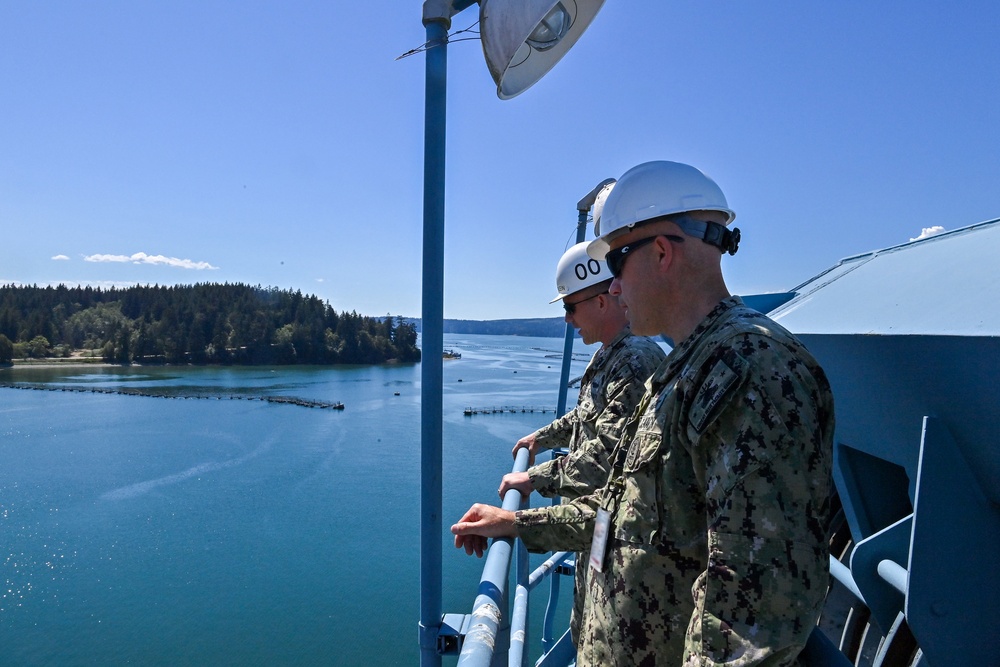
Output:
[453, 447, 530, 666]
[451, 448, 576, 667]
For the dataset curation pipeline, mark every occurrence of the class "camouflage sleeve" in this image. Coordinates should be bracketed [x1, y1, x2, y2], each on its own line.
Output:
[532, 406, 579, 451]
[514, 492, 601, 554]
[528, 363, 647, 499]
[682, 338, 832, 667]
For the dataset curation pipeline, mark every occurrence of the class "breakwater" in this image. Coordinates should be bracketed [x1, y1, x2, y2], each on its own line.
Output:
[0, 382, 344, 410]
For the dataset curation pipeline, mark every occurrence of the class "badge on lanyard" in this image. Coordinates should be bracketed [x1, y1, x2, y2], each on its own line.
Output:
[589, 508, 611, 572]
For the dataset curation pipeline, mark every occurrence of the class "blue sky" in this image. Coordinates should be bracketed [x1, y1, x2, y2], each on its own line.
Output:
[3, 2, 998, 320]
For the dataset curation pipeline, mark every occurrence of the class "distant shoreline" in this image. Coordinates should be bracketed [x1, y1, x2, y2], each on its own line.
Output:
[2, 358, 417, 370]
[3, 358, 115, 369]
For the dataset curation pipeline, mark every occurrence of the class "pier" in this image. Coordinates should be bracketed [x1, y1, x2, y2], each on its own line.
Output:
[462, 405, 556, 416]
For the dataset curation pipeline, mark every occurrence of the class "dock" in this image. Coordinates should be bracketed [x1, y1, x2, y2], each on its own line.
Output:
[462, 406, 556, 416]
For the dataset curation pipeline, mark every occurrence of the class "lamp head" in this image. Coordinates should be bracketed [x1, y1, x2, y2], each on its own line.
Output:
[480, 0, 605, 99]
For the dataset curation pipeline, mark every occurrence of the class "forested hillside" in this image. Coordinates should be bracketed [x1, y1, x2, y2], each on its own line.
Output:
[0, 284, 420, 365]
[439, 317, 565, 337]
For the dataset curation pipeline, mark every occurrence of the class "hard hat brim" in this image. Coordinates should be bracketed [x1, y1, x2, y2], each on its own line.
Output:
[587, 236, 611, 261]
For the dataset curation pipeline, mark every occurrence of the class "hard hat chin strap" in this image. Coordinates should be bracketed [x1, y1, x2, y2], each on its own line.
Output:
[672, 216, 741, 256]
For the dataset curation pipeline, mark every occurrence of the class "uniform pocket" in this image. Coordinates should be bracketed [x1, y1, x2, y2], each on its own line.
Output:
[615, 430, 665, 545]
[576, 393, 598, 424]
[623, 428, 662, 473]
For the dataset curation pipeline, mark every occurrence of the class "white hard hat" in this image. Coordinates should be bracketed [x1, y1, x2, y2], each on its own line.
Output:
[587, 161, 737, 259]
[591, 180, 616, 237]
[550, 242, 611, 303]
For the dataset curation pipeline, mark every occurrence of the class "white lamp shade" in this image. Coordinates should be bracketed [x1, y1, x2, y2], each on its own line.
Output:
[480, 0, 606, 100]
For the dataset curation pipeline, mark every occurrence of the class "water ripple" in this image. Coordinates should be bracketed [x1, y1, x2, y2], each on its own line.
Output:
[100, 440, 272, 501]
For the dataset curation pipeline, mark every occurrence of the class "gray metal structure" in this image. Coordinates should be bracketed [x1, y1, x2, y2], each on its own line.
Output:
[769, 217, 1000, 666]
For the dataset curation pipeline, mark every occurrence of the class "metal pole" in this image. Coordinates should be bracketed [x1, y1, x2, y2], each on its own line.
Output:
[544, 209, 589, 652]
[554, 210, 589, 416]
[545, 179, 614, 650]
[417, 6, 598, 663]
[419, 7, 449, 666]
[554, 177, 613, 416]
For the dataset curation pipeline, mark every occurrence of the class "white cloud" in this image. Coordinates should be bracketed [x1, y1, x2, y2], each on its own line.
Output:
[316, 278, 325, 283]
[84, 253, 131, 263]
[910, 226, 946, 242]
[51, 254, 70, 261]
[83, 252, 219, 270]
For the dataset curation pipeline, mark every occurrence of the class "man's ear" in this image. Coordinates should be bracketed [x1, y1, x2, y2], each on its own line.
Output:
[653, 235, 675, 273]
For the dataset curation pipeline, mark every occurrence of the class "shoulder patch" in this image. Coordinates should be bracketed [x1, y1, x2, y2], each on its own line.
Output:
[689, 354, 748, 434]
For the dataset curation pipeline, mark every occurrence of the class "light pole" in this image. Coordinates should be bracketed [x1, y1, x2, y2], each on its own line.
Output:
[416, 2, 605, 665]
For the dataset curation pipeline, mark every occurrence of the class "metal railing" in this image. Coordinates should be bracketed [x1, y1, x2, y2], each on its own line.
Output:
[441, 447, 577, 667]
[447, 447, 527, 666]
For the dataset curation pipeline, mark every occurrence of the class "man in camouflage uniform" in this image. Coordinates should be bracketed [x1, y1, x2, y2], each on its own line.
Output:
[498, 241, 665, 643]
[453, 161, 834, 666]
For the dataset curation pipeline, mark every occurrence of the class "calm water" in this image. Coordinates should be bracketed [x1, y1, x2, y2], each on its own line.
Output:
[1, 334, 598, 666]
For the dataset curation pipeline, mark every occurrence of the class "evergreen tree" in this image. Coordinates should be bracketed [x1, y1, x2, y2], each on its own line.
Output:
[0, 333, 13, 363]
[0, 284, 420, 366]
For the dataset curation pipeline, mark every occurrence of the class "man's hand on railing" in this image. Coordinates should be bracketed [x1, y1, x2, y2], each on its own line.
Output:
[498, 472, 533, 500]
[451, 503, 518, 558]
[511, 433, 540, 466]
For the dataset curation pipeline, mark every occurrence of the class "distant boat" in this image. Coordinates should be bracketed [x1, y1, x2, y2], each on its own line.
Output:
[443, 349, 462, 359]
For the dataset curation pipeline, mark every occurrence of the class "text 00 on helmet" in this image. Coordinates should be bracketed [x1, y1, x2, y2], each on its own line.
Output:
[550, 242, 611, 303]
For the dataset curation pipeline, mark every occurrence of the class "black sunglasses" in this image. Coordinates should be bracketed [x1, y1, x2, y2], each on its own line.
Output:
[605, 234, 684, 278]
[563, 291, 607, 315]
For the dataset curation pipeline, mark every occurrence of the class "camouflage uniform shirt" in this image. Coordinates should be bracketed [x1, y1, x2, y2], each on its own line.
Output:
[528, 327, 665, 500]
[516, 297, 835, 667]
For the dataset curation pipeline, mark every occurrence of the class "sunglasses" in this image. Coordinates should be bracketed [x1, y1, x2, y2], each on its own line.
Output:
[563, 291, 608, 315]
[605, 234, 684, 278]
